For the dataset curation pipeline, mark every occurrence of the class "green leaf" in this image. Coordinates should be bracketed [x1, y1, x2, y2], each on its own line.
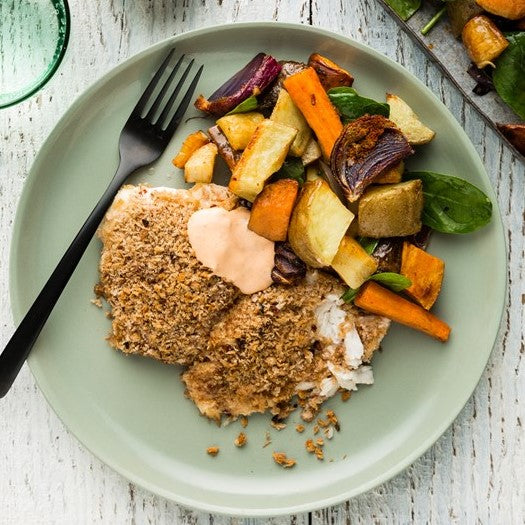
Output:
[273, 158, 305, 184]
[368, 272, 412, 292]
[226, 95, 258, 115]
[493, 32, 525, 120]
[341, 287, 360, 303]
[385, 0, 421, 21]
[357, 237, 379, 256]
[405, 172, 492, 234]
[328, 87, 389, 123]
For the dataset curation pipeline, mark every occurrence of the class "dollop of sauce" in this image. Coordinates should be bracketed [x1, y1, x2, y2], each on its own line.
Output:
[187, 206, 275, 294]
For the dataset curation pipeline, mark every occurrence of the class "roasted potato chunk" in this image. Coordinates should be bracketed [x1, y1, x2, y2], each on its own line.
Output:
[386, 94, 435, 145]
[332, 236, 378, 288]
[357, 180, 423, 238]
[301, 138, 322, 166]
[172, 130, 210, 169]
[374, 161, 404, 184]
[270, 89, 312, 157]
[401, 242, 444, 310]
[216, 112, 264, 150]
[288, 179, 354, 267]
[248, 179, 299, 241]
[462, 15, 509, 69]
[229, 119, 297, 202]
[184, 143, 218, 183]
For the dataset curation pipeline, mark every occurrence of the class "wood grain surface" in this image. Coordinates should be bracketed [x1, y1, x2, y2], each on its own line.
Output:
[1, 1, 523, 523]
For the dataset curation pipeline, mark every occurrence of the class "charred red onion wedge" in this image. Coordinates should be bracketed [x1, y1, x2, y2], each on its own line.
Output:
[330, 115, 414, 203]
[194, 53, 281, 117]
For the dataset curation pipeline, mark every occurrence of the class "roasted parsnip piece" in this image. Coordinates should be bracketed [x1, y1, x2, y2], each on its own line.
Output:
[332, 237, 378, 289]
[248, 179, 299, 241]
[386, 94, 435, 145]
[301, 138, 322, 166]
[229, 119, 297, 201]
[184, 143, 218, 183]
[374, 161, 404, 184]
[216, 112, 264, 150]
[357, 180, 424, 238]
[270, 89, 312, 157]
[172, 130, 210, 169]
[307, 53, 354, 91]
[401, 242, 445, 310]
[288, 179, 354, 267]
[462, 15, 509, 69]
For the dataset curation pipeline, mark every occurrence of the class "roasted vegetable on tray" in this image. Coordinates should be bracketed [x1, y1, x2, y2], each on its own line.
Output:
[172, 50, 493, 343]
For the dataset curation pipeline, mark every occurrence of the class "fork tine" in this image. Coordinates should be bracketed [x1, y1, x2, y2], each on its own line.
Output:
[164, 65, 204, 136]
[157, 59, 195, 126]
[131, 48, 175, 118]
[145, 54, 185, 122]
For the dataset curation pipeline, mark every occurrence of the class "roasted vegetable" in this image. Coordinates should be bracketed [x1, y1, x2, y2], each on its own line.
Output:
[401, 242, 444, 310]
[270, 89, 312, 156]
[447, 0, 483, 38]
[357, 180, 424, 238]
[216, 112, 264, 150]
[328, 87, 389, 123]
[207, 125, 240, 171]
[307, 53, 354, 91]
[467, 64, 494, 96]
[283, 67, 344, 160]
[273, 157, 305, 184]
[330, 115, 414, 203]
[248, 179, 299, 242]
[493, 33, 525, 120]
[271, 242, 307, 285]
[375, 161, 404, 184]
[305, 165, 321, 182]
[288, 179, 354, 267]
[229, 119, 297, 201]
[475, 0, 525, 20]
[462, 16, 509, 68]
[372, 238, 403, 273]
[497, 123, 525, 155]
[184, 143, 218, 183]
[354, 281, 450, 342]
[386, 94, 435, 145]
[331, 237, 378, 288]
[258, 61, 307, 115]
[195, 53, 281, 117]
[404, 171, 492, 233]
[301, 139, 322, 166]
[172, 131, 210, 169]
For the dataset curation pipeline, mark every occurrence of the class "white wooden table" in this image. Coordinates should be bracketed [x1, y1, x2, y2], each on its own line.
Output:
[1, 1, 523, 523]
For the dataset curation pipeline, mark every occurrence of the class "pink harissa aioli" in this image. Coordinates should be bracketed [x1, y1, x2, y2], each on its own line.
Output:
[187, 206, 275, 294]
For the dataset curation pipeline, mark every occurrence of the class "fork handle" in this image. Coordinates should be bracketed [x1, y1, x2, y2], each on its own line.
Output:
[0, 162, 134, 398]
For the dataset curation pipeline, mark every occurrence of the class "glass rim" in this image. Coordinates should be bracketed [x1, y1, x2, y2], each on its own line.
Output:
[0, 0, 71, 109]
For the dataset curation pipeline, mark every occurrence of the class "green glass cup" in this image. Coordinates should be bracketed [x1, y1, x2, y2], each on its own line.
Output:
[0, 0, 70, 108]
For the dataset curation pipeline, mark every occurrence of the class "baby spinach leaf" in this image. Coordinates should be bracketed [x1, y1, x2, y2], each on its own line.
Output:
[405, 171, 492, 234]
[341, 287, 360, 303]
[385, 0, 421, 21]
[357, 237, 379, 256]
[368, 272, 412, 292]
[273, 158, 305, 184]
[493, 32, 525, 120]
[227, 95, 258, 115]
[328, 87, 389, 123]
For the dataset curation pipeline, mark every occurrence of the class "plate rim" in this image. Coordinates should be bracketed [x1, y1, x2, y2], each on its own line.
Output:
[9, 21, 507, 516]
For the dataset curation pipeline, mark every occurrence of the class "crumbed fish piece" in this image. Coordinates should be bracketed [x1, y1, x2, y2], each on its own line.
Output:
[96, 183, 240, 365]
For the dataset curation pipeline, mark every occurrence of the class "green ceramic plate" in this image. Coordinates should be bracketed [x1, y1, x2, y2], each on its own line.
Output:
[10, 23, 506, 516]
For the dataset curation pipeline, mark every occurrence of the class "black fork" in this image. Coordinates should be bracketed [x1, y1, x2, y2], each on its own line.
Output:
[0, 49, 203, 397]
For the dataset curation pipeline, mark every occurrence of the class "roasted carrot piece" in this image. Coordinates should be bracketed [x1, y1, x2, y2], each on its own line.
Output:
[172, 130, 210, 168]
[401, 242, 445, 310]
[283, 67, 343, 160]
[248, 179, 299, 241]
[354, 281, 450, 342]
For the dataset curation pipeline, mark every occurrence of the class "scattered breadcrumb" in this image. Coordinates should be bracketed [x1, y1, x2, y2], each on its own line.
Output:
[342, 454, 347, 460]
[262, 431, 272, 448]
[326, 410, 338, 425]
[317, 418, 329, 428]
[272, 452, 296, 468]
[295, 424, 305, 433]
[271, 420, 287, 431]
[240, 416, 248, 428]
[341, 390, 352, 402]
[315, 448, 324, 461]
[234, 432, 247, 448]
[206, 446, 219, 456]
[313, 424, 320, 435]
[324, 427, 334, 440]
[305, 439, 316, 453]
[316, 438, 324, 447]
[91, 297, 102, 308]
